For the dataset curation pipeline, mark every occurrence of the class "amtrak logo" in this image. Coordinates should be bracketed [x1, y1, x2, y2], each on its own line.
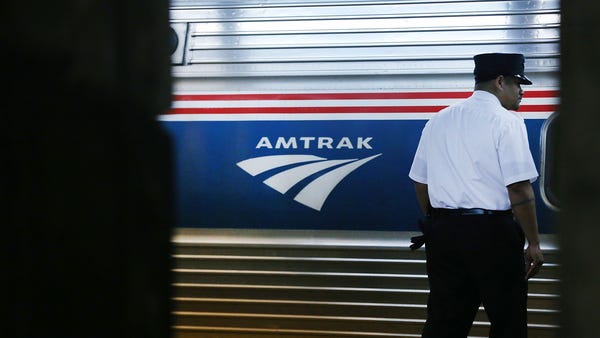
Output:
[236, 154, 382, 211]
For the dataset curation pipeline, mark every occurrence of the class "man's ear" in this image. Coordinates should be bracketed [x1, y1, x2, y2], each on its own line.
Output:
[495, 75, 506, 90]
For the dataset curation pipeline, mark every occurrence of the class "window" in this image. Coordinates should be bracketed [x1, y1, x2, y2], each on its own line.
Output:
[540, 112, 560, 210]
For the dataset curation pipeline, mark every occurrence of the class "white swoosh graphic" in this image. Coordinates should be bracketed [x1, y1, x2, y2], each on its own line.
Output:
[294, 154, 382, 211]
[263, 159, 356, 194]
[237, 153, 382, 211]
[236, 155, 324, 176]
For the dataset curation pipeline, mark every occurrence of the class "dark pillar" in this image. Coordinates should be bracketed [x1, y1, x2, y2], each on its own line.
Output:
[3, 1, 173, 337]
[559, 1, 600, 337]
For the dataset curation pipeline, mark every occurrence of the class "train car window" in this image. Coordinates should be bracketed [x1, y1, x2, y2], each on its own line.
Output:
[540, 112, 560, 211]
[170, 23, 187, 65]
[169, 27, 179, 56]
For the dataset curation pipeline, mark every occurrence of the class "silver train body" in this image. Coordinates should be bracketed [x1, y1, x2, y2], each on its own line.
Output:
[164, 1, 560, 337]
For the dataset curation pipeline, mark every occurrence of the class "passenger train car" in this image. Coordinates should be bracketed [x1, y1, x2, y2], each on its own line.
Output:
[163, 1, 560, 337]
[164, 0, 559, 231]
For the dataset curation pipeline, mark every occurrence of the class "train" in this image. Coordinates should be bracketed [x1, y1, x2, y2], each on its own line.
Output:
[163, 1, 561, 337]
[163, 0, 560, 232]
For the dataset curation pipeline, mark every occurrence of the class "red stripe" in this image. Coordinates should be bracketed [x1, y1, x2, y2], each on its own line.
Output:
[518, 104, 559, 112]
[173, 91, 557, 101]
[523, 90, 560, 98]
[167, 104, 557, 115]
[174, 93, 467, 101]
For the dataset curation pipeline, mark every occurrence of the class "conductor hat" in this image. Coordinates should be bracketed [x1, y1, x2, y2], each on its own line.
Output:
[473, 53, 533, 85]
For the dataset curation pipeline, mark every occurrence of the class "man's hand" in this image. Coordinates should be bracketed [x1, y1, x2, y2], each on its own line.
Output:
[524, 243, 544, 280]
[507, 181, 544, 280]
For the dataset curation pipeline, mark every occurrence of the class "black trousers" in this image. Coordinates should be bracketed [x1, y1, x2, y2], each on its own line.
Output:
[422, 213, 528, 338]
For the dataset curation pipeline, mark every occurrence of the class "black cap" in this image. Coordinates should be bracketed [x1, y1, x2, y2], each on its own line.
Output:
[473, 53, 533, 85]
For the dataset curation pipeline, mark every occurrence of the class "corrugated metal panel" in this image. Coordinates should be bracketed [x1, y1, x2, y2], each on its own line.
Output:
[170, 230, 560, 338]
[170, 0, 560, 77]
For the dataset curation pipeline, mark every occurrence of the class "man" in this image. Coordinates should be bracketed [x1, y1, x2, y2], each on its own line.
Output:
[408, 53, 544, 338]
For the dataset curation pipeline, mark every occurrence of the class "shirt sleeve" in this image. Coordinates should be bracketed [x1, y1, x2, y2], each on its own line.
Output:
[409, 122, 430, 184]
[497, 117, 539, 186]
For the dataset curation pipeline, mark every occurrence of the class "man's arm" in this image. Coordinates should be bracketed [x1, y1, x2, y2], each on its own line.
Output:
[507, 180, 544, 279]
[409, 181, 432, 251]
[414, 181, 431, 216]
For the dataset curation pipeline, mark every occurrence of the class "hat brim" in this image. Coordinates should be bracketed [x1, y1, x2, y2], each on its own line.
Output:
[513, 74, 533, 85]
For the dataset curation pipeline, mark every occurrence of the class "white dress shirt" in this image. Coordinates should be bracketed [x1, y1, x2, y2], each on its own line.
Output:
[409, 90, 538, 210]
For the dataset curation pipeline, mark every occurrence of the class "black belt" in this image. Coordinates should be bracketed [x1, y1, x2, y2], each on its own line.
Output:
[433, 208, 512, 216]
[409, 208, 513, 251]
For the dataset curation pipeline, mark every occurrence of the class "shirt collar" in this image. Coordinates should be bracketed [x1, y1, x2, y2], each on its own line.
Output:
[472, 90, 501, 105]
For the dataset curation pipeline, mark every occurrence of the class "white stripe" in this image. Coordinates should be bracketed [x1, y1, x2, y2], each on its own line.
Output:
[264, 159, 356, 194]
[172, 99, 462, 108]
[516, 112, 556, 119]
[158, 112, 553, 121]
[171, 97, 558, 108]
[294, 154, 382, 211]
[236, 155, 325, 176]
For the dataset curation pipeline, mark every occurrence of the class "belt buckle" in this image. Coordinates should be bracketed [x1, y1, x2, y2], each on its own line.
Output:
[461, 208, 487, 215]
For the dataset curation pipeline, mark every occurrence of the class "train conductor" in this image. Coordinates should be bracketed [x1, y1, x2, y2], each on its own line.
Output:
[408, 52, 545, 338]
